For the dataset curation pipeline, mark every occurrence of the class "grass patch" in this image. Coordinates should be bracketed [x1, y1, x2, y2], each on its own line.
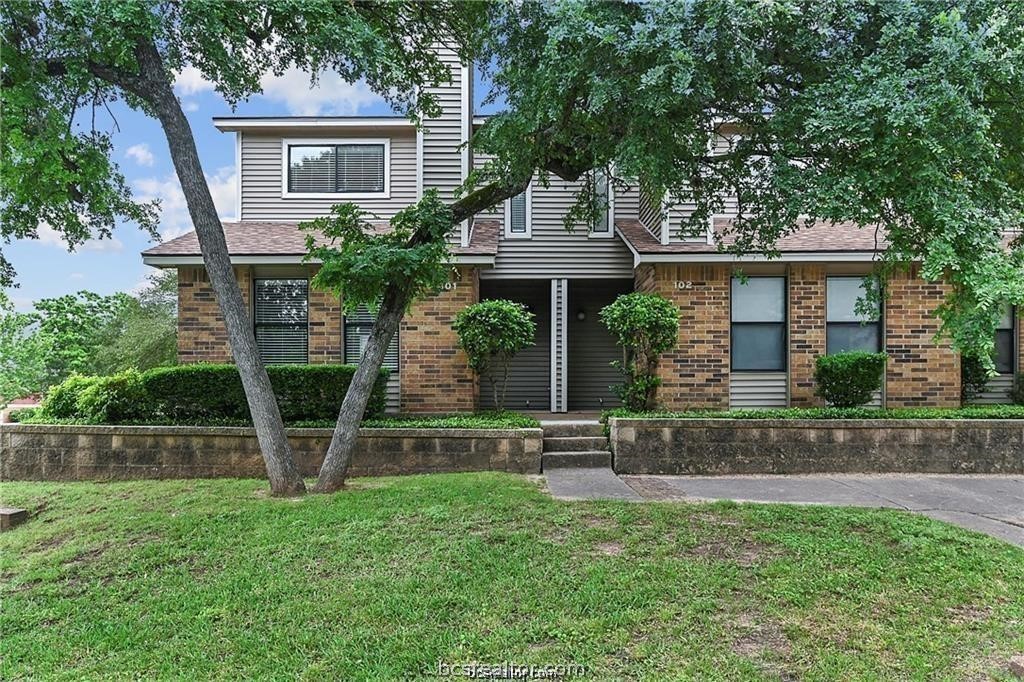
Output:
[603, 405, 1024, 422]
[10, 410, 539, 430]
[2, 474, 1022, 679]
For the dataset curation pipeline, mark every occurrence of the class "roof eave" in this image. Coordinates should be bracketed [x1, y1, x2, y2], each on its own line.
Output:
[142, 253, 495, 268]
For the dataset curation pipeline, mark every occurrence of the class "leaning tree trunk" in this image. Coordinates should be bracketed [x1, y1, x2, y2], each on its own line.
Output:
[313, 177, 534, 492]
[109, 42, 306, 496]
[315, 285, 409, 492]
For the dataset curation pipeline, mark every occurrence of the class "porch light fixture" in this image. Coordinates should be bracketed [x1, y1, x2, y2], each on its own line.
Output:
[576, 309, 586, 321]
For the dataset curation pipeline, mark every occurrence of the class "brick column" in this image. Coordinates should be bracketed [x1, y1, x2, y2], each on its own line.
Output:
[177, 266, 252, 363]
[400, 266, 479, 413]
[788, 265, 826, 407]
[884, 267, 960, 407]
[636, 263, 731, 410]
[308, 269, 343, 364]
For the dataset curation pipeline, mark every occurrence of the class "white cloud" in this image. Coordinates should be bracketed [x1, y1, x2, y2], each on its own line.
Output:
[173, 66, 215, 96]
[36, 222, 124, 253]
[69, 272, 85, 280]
[125, 143, 155, 167]
[182, 100, 200, 112]
[258, 68, 383, 115]
[134, 166, 237, 241]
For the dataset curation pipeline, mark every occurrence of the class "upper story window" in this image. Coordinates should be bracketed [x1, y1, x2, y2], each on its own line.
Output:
[826, 276, 882, 354]
[590, 169, 613, 238]
[995, 306, 1015, 375]
[504, 183, 532, 239]
[254, 279, 308, 364]
[731, 276, 786, 372]
[282, 138, 390, 199]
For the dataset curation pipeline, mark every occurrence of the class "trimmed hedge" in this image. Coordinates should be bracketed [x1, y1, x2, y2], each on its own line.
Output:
[602, 405, 1024, 422]
[37, 364, 388, 425]
[814, 351, 888, 407]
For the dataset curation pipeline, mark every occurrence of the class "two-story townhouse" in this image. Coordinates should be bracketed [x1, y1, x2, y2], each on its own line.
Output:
[142, 52, 1023, 413]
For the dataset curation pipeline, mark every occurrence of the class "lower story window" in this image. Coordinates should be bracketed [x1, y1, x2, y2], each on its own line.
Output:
[344, 305, 400, 375]
[826, 276, 882, 353]
[254, 279, 308, 364]
[731, 276, 786, 371]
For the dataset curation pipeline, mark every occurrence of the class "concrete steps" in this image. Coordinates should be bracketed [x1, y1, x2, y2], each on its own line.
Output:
[540, 422, 610, 470]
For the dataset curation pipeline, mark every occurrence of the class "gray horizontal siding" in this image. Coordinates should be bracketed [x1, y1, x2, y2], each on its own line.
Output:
[240, 132, 417, 221]
[483, 176, 636, 280]
[730, 372, 788, 408]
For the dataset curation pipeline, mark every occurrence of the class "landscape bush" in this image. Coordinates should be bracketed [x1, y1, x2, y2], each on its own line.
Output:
[599, 292, 680, 411]
[453, 300, 536, 412]
[37, 364, 388, 424]
[601, 405, 1024, 422]
[814, 352, 888, 407]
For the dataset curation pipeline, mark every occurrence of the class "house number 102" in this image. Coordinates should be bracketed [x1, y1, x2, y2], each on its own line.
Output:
[674, 280, 693, 290]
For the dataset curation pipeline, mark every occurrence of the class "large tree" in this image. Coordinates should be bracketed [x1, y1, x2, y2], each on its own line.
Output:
[306, 0, 1024, 490]
[1, 0, 486, 495]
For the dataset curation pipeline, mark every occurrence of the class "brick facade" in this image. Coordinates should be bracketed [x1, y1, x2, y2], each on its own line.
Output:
[788, 265, 827, 407]
[177, 266, 252, 363]
[308, 269, 343, 363]
[400, 267, 479, 413]
[884, 266, 960, 407]
[636, 263, 731, 410]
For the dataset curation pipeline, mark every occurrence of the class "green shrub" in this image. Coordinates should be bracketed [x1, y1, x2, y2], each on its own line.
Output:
[40, 374, 100, 418]
[141, 364, 247, 421]
[141, 363, 388, 422]
[599, 292, 680, 411]
[453, 300, 536, 412]
[814, 352, 887, 408]
[75, 369, 148, 423]
[6, 407, 39, 423]
[960, 355, 991, 404]
[267, 364, 388, 421]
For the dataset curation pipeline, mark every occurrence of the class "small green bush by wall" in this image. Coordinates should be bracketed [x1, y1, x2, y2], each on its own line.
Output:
[814, 352, 888, 408]
[453, 299, 536, 412]
[599, 292, 680, 411]
[75, 369, 148, 423]
[39, 374, 99, 419]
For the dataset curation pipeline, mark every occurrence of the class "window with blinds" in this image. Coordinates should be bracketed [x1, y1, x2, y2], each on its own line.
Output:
[505, 187, 530, 238]
[343, 306, 399, 374]
[254, 279, 308, 364]
[826, 276, 882, 354]
[286, 142, 386, 195]
[731, 276, 787, 371]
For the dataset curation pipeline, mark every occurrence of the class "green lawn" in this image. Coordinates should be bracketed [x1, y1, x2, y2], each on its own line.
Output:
[1, 474, 1022, 680]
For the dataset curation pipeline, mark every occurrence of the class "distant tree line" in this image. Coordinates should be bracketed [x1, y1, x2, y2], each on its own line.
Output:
[0, 270, 177, 404]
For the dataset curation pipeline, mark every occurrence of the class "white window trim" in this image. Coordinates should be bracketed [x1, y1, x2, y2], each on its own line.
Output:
[280, 137, 391, 199]
[504, 183, 532, 239]
[589, 173, 615, 239]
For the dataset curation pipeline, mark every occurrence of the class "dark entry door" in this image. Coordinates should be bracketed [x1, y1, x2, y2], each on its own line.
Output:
[479, 279, 551, 411]
[567, 279, 633, 410]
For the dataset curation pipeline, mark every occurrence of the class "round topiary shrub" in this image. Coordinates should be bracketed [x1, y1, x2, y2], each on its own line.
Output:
[599, 292, 680, 411]
[453, 299, 536, 412]
[814, 351, 888, 408]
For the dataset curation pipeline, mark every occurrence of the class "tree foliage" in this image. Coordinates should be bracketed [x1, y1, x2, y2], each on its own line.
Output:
[304, 190, 455, 313]
[453, 299, 536, 412]
[599, 293, 680, 411]
[474, 0, 1024, 362]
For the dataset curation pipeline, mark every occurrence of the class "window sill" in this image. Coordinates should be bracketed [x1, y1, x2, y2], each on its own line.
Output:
[281, 191, 390, 200]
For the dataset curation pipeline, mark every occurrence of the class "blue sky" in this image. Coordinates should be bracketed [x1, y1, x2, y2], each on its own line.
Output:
[6, 66, 496, 311]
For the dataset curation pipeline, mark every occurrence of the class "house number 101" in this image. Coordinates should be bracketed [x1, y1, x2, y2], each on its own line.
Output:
[674, 280, 693, 290]
[443, 281, 458, 291]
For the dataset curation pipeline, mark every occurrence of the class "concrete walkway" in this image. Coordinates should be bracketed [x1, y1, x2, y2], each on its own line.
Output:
[547, 470, 1024, 547]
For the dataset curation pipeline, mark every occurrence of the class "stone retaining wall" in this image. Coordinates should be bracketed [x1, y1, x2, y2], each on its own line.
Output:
[0, 424, 543, 481]
[609, 418, 1024, 475]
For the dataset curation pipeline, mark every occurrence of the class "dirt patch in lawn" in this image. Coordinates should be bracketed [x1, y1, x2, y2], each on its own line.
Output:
[687, 539, 776, 567]
[729, 612, 796, 678]
[593, 541, 625, 556]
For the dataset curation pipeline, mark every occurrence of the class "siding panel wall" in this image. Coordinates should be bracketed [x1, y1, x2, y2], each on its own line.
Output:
[240, 132, 417, 221]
